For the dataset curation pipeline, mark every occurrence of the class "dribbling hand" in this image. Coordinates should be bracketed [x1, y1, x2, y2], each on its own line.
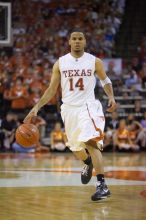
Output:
[23, 107, 38, 124]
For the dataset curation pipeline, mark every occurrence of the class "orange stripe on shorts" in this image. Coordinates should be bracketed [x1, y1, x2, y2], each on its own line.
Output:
[86, 104, 104, 142]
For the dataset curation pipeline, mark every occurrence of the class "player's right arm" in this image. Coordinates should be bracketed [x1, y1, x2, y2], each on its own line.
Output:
[24, 60, 60, 123]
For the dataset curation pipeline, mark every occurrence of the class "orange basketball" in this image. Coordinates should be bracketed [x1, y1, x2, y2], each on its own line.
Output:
[15, 123, 40, 148]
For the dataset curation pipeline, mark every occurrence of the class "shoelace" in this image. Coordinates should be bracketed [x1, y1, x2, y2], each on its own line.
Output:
[81, 165, 89, 176]
[95, 182, 104, 191]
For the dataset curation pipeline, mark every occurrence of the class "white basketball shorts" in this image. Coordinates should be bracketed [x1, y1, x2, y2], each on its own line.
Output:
[61, 100, 105, 152]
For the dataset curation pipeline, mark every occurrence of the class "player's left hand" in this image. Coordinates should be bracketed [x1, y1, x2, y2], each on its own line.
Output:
[107, 98, 117, 112]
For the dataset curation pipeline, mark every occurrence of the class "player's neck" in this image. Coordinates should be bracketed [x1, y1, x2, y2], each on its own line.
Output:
[70, 50, 84, 58]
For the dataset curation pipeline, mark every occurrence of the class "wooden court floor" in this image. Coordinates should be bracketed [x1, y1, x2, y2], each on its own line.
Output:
[0, 152, 146, 220]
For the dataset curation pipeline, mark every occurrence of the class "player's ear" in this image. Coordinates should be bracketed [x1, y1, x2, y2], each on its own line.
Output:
[69, 38, 71, 46]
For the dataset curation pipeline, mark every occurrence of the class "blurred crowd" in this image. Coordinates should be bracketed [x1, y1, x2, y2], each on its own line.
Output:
[0, 110, 146, 153]
[0, 0, 146, 152]
[0, 0, 125, 115]
[104, 112, 146, 152]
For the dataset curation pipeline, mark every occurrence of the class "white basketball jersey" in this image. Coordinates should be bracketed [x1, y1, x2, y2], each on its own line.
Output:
[59, 52, 96, 106]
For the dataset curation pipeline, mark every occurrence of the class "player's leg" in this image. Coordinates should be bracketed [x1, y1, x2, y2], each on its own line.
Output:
[73, 149, 93, 184]
[86, 141, 111, 201]
[86, 144, 104, 174]
[61, 104, 93, 184]
[73, 149, 88, 161]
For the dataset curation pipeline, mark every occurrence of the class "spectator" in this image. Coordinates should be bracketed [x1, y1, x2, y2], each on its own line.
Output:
[106, 111, 119, 130]
[31, 115, 47, 139]
[50, 122, 67, 152]
[8, 77, 29, 113]
[106, 61, 118, 80]
[134, 100, 143, 119]
[116, 102, 126, 114]
[137, 36, 146, 61]
[29, 71, 44, 94]
[12, 142, 36, 153]
[12, 141, 49, 153]
[125, 70, 141, 89]
[97, 49, 106, 59]
[136, 112, 146, 150]
[28, 89, 42, 108]
[128, 121, 141, 151]
[136, 128, 146, 151]
[140, 111, 146, 128]
[104, 111, 119, 151]
[139, 62, 146, 88]
[131, 57, 142, 73]
[113, 119, 136, 152]
[126, 114, 135, 128]
[0, 112, 19, 151]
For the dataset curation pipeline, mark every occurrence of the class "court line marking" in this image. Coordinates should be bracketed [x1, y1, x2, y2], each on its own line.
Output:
[0, 166, 146, 187]
[0, 166, 146, 172]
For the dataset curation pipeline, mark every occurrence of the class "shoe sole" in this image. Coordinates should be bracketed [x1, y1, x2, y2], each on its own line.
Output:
[91, 194, 111, 201]
[81, 178, 92, 184]
[81, 165, 93, 184]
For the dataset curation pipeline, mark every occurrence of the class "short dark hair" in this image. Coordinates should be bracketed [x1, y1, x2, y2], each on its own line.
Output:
[69, 29, 85, 39]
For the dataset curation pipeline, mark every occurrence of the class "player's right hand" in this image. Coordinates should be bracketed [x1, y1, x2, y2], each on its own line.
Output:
[23, 107, 38, 124]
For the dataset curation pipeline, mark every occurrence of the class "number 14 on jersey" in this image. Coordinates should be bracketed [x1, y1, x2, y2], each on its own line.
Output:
[69, 78, 84, 91]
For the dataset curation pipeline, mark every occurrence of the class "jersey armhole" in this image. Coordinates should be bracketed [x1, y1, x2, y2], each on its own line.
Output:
[93, 56, 96, 76]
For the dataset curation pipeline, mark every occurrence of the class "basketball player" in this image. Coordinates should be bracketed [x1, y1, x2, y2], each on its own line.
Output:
[24, 31, 116, 201]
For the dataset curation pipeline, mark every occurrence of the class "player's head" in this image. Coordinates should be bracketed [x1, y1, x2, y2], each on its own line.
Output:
[69, 31, 86, 52]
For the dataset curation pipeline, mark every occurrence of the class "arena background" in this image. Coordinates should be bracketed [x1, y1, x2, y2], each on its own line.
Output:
[0, 1, 146, 219]
[0, 0, 146, 152]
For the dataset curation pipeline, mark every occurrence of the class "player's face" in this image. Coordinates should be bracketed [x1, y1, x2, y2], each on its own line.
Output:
[69, 32, 86, 52]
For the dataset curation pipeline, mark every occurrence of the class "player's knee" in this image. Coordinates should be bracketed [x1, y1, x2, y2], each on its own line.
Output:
[85, 139, 103, 151]
[85, 139, 97, 148]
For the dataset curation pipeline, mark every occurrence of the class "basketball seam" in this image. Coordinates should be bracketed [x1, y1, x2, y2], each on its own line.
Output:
[21, 124, 39, 141]
[17, 127, 35, 145]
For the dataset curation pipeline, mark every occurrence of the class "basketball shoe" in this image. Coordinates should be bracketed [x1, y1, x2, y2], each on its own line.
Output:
[91, 182, 111, 201]
[81, 161, 93, 184]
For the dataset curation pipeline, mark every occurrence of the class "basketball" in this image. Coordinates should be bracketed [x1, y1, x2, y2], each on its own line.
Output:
[15, 123, 40, 147]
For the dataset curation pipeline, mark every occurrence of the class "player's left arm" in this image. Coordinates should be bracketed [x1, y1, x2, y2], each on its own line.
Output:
[95, 58, 117, 112]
